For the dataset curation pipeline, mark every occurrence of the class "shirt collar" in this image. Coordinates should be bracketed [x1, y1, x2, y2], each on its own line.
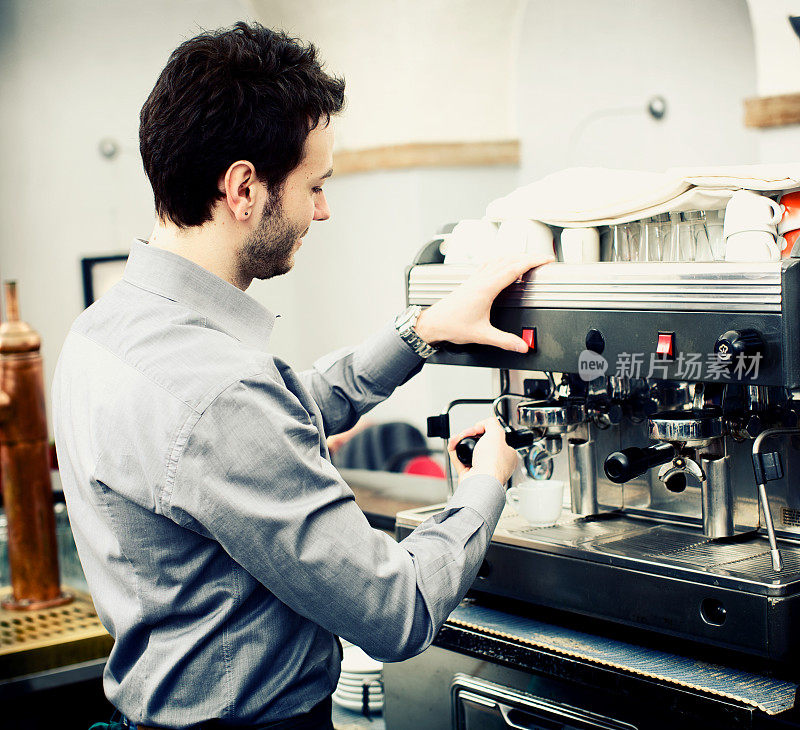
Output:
[123, 239, 277, 351]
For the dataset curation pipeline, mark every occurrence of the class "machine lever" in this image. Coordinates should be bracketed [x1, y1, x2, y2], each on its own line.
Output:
[604, 443, 676, 484]
[426, 414, 450, 439]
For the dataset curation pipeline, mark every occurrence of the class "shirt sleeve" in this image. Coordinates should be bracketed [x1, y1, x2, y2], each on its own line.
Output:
[167, 370, 504, 662]
[296, 321, 424, 436]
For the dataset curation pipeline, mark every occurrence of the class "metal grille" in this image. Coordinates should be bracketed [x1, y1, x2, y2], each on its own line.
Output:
[593, 526, 709, 556]
[594, 526, 800, 582]
[0, 601, 101, 650]
[408, 262, 784, 313]
[783, 508, 800, 527]
[0, 589, 112, 680]
[505, 516, 649, 546]
[715, 550, 800, 582]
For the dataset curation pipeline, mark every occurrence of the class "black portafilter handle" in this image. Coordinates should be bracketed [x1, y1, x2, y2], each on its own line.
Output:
[455, 437, 480, 467]
[454, 430, 536, 467]
[603, 443, 676, 484]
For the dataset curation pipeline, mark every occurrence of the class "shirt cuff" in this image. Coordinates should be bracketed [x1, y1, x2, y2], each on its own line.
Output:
[447, 473, 506, 531]
[356, 321, 425, 390]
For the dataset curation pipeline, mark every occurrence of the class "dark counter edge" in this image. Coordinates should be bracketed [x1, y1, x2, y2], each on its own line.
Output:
[433, 618, 799, 728]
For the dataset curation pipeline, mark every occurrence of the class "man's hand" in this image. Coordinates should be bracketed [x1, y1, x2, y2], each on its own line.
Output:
[448, 417, 518, 485]
[413, 253, 554, 352]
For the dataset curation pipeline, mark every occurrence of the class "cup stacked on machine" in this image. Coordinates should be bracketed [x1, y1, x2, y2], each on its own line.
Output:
[723, 190, 782, 262]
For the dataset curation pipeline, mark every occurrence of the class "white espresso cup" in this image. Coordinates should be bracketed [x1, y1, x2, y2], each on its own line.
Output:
[496, 219, 554, 259]
[560, 228, 600, 263]
[505, 479, 564, 527]
[724, 230, 780, 262]
[723, 191, 782, 239]
[444, 219, 498, 264]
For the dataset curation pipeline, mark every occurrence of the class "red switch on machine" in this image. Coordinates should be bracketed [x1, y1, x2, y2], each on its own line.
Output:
[522, 328, 536, 350]
[656, 332, 674, 359]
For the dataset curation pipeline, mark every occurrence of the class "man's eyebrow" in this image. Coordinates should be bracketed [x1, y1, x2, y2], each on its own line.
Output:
[319, 168, 333, 180]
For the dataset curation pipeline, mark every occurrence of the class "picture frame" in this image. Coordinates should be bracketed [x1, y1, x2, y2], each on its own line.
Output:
[80, 254, 128, 308]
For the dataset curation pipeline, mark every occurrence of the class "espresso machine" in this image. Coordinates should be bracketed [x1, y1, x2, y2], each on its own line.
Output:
[396, 237, 800, 664]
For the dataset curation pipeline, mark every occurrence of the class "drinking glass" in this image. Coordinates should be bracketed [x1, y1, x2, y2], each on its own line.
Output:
[623, 220, 643, 262]
[642, 214, 670, 262]
[685, 210, 714, 261]
[611, 225, 630, 261]
[664, 214, 696, 262]
[704, 209, 725, 261]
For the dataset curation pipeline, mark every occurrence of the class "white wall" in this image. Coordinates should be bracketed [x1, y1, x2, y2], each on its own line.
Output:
[515, 0, 759, 179]
[0, 0, 782, 439]
[0, 0, 255, 422]
[248, 0, 525, 150]
[745, 0, 800, 161]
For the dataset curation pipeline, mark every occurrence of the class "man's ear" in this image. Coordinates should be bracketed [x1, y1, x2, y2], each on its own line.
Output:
[222, 160, 257, 222]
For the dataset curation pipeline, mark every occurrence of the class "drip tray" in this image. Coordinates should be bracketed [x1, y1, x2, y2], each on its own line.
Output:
[0, 588, 112, 680]
[593, 526, 800, 584]
[503, 513, 650, 546]
[395, 505, 800, 592]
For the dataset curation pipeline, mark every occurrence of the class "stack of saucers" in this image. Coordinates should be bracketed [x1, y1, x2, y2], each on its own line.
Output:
[333, 643, 384, 714]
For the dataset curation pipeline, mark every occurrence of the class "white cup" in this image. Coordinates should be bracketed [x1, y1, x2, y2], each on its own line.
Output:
[444, 219, 498, 264]
[496, 219, 554, 259]
[506, 479, 564, 527]
[724, 230, 780, 262]
[560, 228, 600, 263]
[723, 191, 782, 239]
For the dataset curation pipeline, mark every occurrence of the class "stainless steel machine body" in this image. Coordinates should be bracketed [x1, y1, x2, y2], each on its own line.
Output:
[397, 249, 800, 662]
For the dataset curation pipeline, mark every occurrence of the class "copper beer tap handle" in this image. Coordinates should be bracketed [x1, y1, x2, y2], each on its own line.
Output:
[4, 281, 18, 321]
[0, 389, 10, 422]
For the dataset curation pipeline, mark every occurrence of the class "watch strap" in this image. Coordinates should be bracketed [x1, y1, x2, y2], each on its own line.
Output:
[395, 305, 438, 359]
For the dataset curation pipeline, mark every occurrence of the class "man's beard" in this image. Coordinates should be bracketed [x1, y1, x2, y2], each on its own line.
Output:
[238, 195, 307, 281]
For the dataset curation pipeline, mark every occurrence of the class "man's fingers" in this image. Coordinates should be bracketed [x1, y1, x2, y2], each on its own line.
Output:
[482, 254, 554, 292]
[477, 326, 529, 354]
[447, 423, 487, 452]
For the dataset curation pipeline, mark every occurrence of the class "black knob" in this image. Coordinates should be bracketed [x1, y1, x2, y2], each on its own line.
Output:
[585, 328, 605, 354]
[605, 404, 623, 425]
[455, 437, 478, 467]
[604, 443, 676, 484]
[744, 414, 763, 439]
[714, 329, 765, 368]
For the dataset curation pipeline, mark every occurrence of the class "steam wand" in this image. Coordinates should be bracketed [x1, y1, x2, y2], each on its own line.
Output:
[751, 427, 800, 572]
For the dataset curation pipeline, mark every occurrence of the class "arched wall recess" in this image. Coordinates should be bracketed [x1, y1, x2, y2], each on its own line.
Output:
[246, 0, 525, 173]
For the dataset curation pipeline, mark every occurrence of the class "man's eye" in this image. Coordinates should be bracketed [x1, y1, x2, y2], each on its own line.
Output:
[312, 187, 323, 194]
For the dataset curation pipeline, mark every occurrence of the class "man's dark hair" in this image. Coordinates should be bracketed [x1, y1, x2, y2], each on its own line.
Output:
[139, 22, 345, 228]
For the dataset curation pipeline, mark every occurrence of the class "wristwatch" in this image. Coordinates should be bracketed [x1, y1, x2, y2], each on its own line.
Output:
[394, 305, 438, 359]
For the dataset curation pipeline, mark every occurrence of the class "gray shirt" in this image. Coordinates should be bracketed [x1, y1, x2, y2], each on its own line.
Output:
[52, 240, 504, 727]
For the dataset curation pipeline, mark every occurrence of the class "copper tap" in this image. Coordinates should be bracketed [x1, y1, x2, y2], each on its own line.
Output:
[0, 281, 71, 609]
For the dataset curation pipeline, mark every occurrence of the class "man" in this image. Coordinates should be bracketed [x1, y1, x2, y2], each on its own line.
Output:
[52, 22, 552, 730]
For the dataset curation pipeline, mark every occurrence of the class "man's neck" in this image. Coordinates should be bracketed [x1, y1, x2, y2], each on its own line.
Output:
[148, 218, 252, 291]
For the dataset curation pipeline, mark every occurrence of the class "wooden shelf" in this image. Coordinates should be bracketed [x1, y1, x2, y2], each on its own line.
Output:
[744, 92, 800, 128]
[334, 139, 520, 175]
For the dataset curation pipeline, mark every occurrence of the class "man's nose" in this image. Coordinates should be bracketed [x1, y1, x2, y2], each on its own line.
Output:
[314, 192, 330, 221]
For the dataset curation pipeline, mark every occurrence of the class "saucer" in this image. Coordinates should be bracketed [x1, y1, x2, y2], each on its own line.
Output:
[332, 692, 383, 713]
